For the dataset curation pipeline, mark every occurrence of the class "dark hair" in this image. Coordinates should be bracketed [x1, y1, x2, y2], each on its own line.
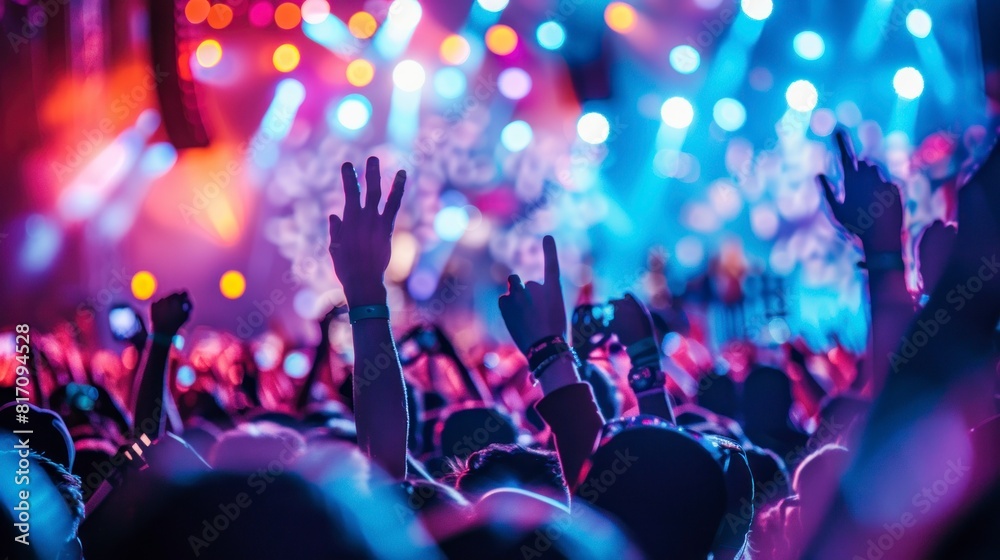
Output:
[448, 443, 568, 505]
[0, 450, 85, 558]
[435, 406, 518, 459]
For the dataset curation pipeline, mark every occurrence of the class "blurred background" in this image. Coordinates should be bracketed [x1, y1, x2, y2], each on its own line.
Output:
[0, 0, 994, 357]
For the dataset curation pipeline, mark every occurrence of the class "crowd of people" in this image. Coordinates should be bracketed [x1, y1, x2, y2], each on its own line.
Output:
[3, 121, 1000, 559]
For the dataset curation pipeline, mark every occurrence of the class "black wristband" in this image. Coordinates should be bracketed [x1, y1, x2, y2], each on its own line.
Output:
[526, 336, 569, 371]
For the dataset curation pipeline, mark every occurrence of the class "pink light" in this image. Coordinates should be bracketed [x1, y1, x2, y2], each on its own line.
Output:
[249, 1, 274, 27]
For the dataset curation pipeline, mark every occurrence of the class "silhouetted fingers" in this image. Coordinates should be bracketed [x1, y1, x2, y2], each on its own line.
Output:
[329, 215, 343, 250]
[818, 174, 842, 222]
[835, 129, 857, 174]
[383, 170, 406, 229]
[341, 162, 361, 212]
[365, 156, 382, 211]
[542, 235, 560, 286]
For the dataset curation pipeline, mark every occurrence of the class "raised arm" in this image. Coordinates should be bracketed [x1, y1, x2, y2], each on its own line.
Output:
[499, 236, 604, 492]
[609, 293, 675, 423]
[819, 130, 911, 394]
[329, 157, 408, 480]
[131, 292, 190, 441]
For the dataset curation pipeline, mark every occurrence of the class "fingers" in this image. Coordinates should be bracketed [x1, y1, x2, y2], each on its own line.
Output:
[542, 235, 560, 286]
[383, 170, 406, 229]
[818, 175, 842, 221]
[341, 162, 361, 212]
[507, 274, 525, 294]
[329, 215, 342, 250]
[835, 129, 857, 174]
[365, 156, 382, 210]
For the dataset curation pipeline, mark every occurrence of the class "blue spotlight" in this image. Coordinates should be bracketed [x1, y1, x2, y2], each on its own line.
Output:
[793, 31, 825, 60]
[669, 45, 701, 74]
[536, 21, 566, 50]
[500, 120, 533, 152]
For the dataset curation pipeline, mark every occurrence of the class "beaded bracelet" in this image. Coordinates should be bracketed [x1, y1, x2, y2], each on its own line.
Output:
[349, 304, 390, 324]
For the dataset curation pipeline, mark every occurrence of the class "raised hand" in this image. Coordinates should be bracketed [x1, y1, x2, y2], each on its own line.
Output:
[819, 130, 904, 254]
[608, 293, 656, 347]
[150, 292, 191, 336]
[498, 235, 567, 355]
[329, 157, 405, 307]
[915, 221, 957, 297]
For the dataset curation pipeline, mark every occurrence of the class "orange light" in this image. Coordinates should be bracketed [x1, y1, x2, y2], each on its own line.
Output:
[185, 0, 210, 24]
[348, 11, 377, 39]
[220, 270, 247, 299]
[346, 59, 375, 87]
[485, 25, 518, 56]
[439, 34, 470, 65]
[207, 4, 233, 29]
[273, 43, 301, 72]
[274, 2, 302, 30]
[605, 2, 637, 34]
[131, 271, 157, 301]
[195, 39, 223, 68]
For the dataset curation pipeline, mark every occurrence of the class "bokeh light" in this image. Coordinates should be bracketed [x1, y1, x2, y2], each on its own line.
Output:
[274, 2, 302, 30]
[346, 59, 375, 87]
[793, 31, 825, 60]
[348, 11, 377, 39]
[500, 120, 533, 152]
[661, 97, 695, 129]
[741, 0, 773, 21]
[273, 44, 301, 73]
[893, 67, 925, 99]
[249, 2, 274, 27]
[206, 4, 233, 29]
[713, 98, 746, 131]
[434, 206, 470, 241]
[440, 34, 471, 65]
[577, 112, 610, 144]
[605, 2, 638, 34]
[785, 79, 819, 112]
[220, 270, 246, 299]
[536, 21, 566, 50]
[177, 365, 196, 388]
[906, 9, 932, 39]
[485, 25, 518, 56]
[393, 60, 426, 91]
[669, 45, 700, 74]
[131, 271, 157, 301]
[477, 0, 509, 12]
[498, 68, 532, 100]
[301, 0, 331, 24]
[195, 39, 223, 68]
[283, 352, 310, 378]
[336, 94, 372, 130]
[185, 0, 210, 24]
[434, 67, 467, 98]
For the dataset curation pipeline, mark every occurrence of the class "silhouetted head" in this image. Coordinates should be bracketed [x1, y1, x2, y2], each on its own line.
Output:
[450, 443, 567, 505]
[576, 417, 727, 560]
[435, 406, 518, 460]
[0, 402, 75, 470]
[209, 421, 306, 470]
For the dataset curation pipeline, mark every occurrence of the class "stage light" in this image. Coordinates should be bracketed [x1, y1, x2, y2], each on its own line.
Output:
[440, 34, 471, 65]
[785, 79, 819, 112]
[195, 39, 223, 68]
[207, 4, 233, 29]
[249, 2, 274, 26]
[301, 0, 330, 24]
[485, 24, 518, 56]
[605, 2, 637, 34]
[131, 271, 157, 301]
[220, 270, 246, 299]
[393, 60, 425, 91]
[388, 0, 422, 27]
[335, 94, 372, 130]
[498, 67, 532, 100]
[893, 67, 924, 99]
[434, 206, 470, 241]
[477, 0, 509, 12]
[283, 352, 309, 378]
[433, 67, 466, 98]
[501, 120, 533, 152]
[906, 9, 932, 38]
[661, 97, 694, 129]
[177, 365, 196, 388]
[669, 45, 700, 74]
[536, 21, 566, 50]
[274, 2, 301, 30]
[346, 59, 375, 87]
[185, 0, 210, 24]
[713, 98, 746, 131]
[793, 31, 825, 60]
[577, 112, 610, 144]
[273, 44, 300, 72]
[348, 11, 377, 38]
[741, 0, 773, 21]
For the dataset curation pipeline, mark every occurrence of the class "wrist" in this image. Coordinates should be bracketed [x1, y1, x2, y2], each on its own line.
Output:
[150, 332, 175, 347]
[345, 285, 388, 307]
